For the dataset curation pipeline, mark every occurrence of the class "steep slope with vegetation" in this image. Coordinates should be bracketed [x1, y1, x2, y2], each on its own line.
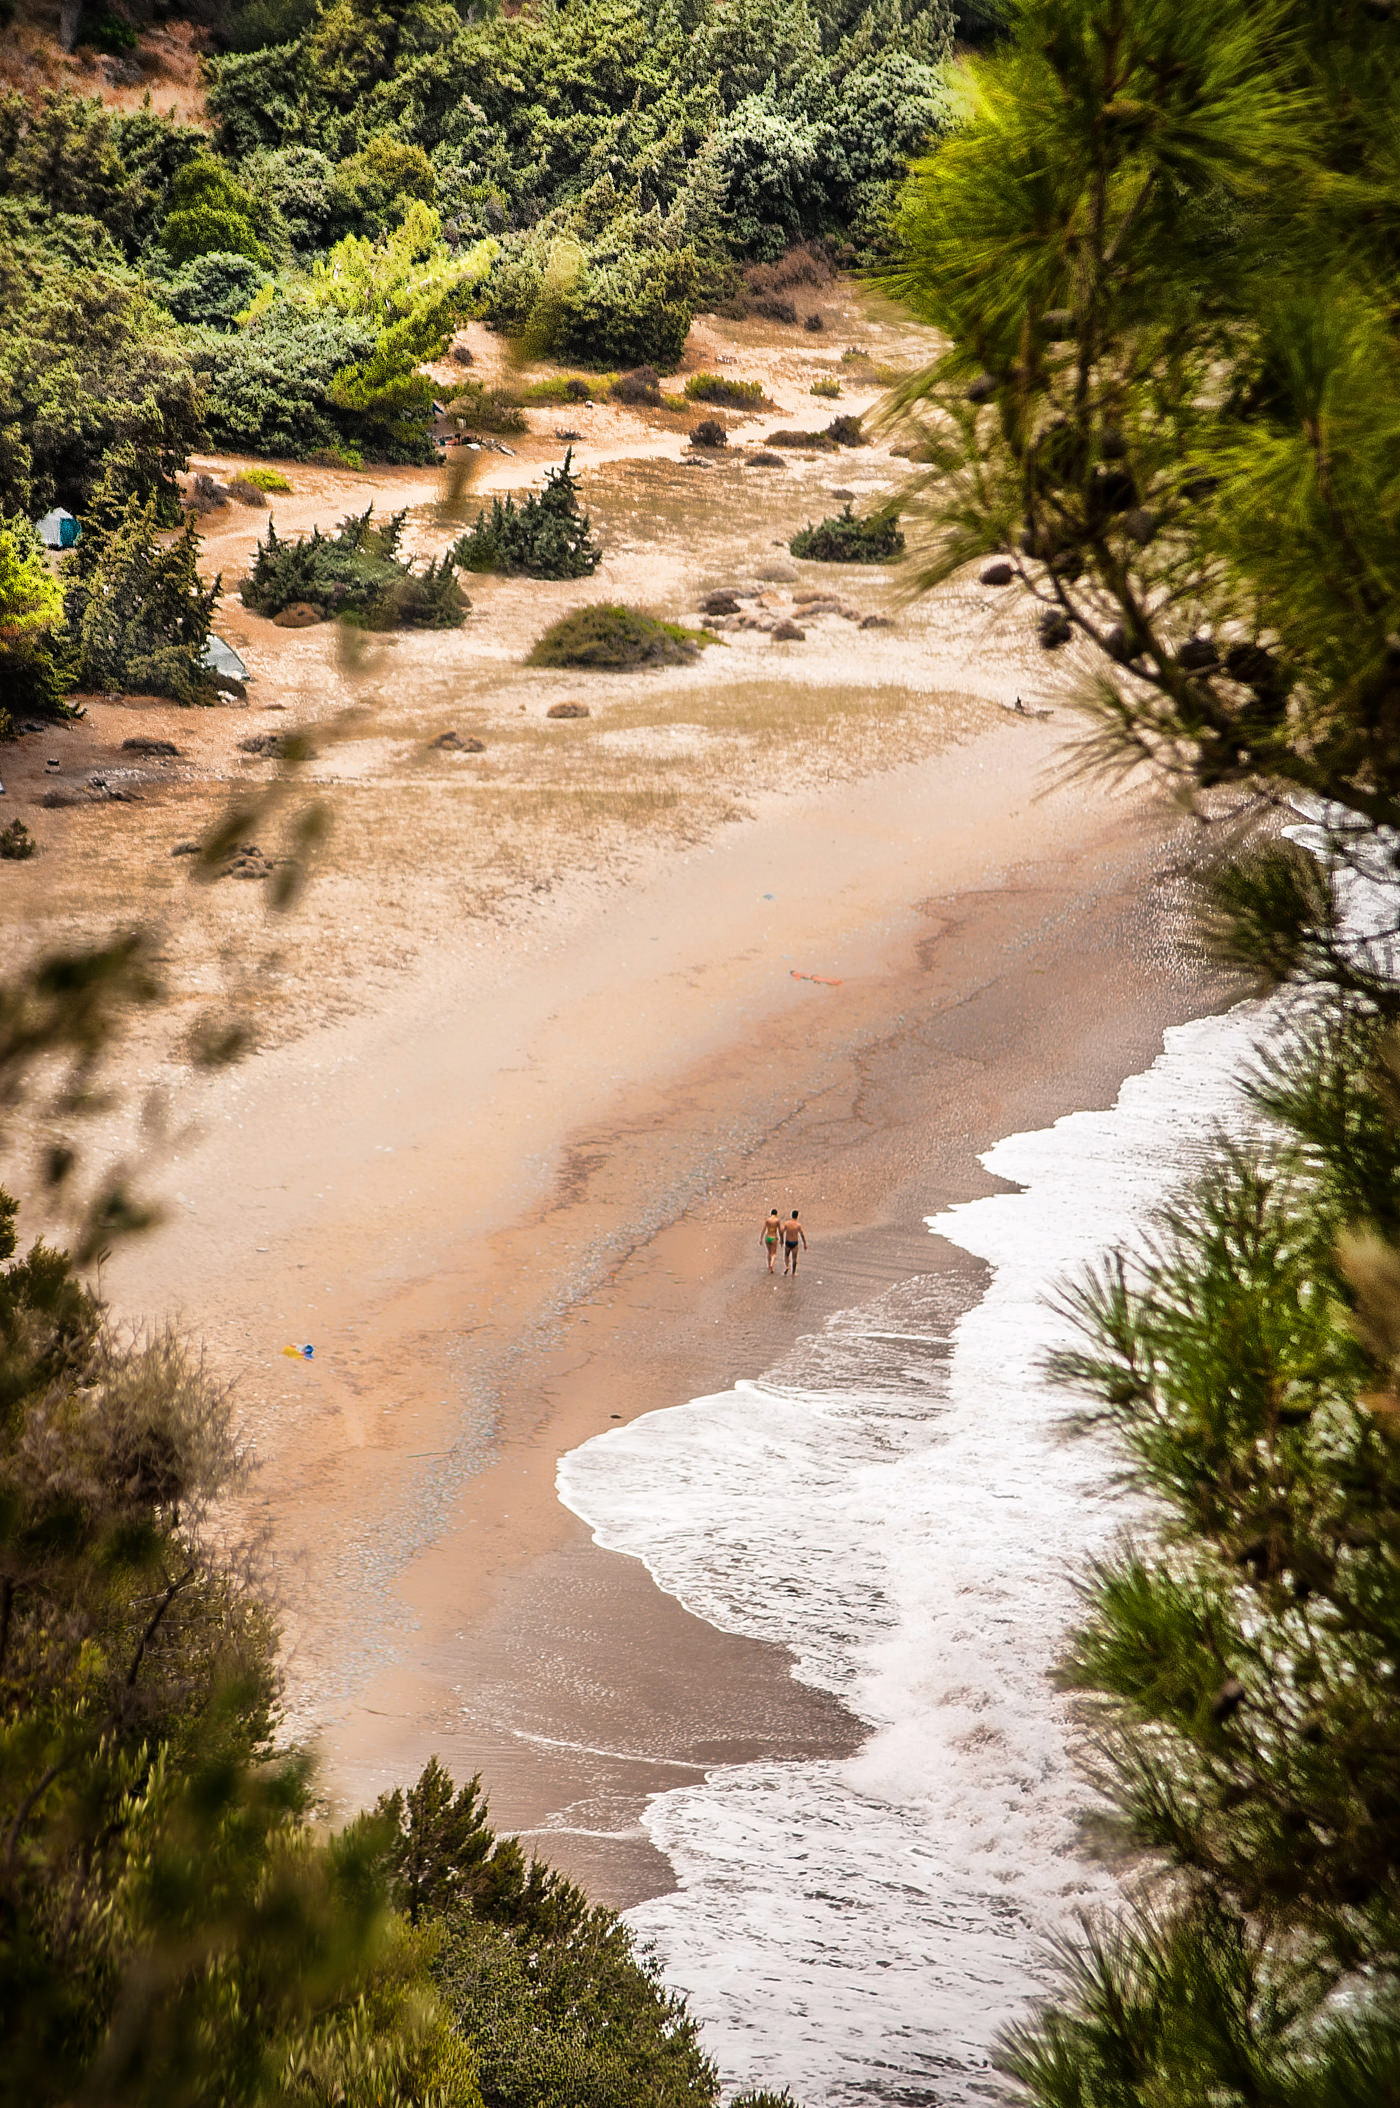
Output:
[894, 0, 1400, 2098]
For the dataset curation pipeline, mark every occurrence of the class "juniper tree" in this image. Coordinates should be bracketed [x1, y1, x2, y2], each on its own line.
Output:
[451, 450, 603, 580]
[891, 1, 1400, 2099]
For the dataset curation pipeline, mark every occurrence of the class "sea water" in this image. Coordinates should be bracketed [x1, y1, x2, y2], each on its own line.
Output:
[555, 1000, 1274, 2105]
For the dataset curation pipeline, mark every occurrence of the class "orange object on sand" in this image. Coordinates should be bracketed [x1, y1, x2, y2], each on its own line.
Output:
[790, 970, 843, 986]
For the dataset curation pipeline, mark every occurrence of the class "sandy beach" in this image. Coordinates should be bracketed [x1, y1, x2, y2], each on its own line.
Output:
[4, 283, 1227, 1907]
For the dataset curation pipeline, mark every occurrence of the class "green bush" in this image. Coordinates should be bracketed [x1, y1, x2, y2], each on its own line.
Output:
[482, 230, 701, 373]
[809, 376, 841, 397]
[0, 209, 202, 515]
[452, 451, 602, 580]
[789, 503, 904, 562]
[159, 248, 271, 328]
[0, 818, 36, 859]
[527, 604, 712, 669]
[376, 1758, 718, 2108]
[0, 515, 77, 716]
[160, 155, 270, 267]
[192, 304, 377, 460]
[518, 375, 599, 404]
[241, 505, 468, 627]
[237, 464, 293, 491]
[64, 475, 223, 703]
[684, 373, 766, 408]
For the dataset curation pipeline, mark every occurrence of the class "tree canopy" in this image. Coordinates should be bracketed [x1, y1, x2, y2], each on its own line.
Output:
[892, 1, 1400, 2100]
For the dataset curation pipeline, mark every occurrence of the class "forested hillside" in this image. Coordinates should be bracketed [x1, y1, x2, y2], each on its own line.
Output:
[1, 0, 948, 508]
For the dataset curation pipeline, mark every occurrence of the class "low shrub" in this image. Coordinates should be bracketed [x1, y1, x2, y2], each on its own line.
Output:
[789, 503, 904, 563]
[451, 451, 601, 581]
[236, 466, 293, 492]
[445, 384, 528, 435]
[765, 429, 836, 450]
[519, 376, 598, 404]
[810, 378, 841, 398]
[527, 604, 712, 670]
[717, 244, 835, 323]
[0, 819, 36, 860]
[689, 419, 727, 449]
[825, 414, 867, 446]
[611, 367, 663, 406]
[804, 313, 825, 332]
[684, 374, 766, 409]
[241, 506, 468, 628]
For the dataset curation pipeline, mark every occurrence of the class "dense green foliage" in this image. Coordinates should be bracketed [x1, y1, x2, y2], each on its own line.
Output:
[0, 199, 203, 518]
[202, 0, 952, 365]
[894, 0, 1400, 2099]
[160, 154, 270, 266]
[527, 603, 711, 668]
[63, 468, 223, 703]
[241, 504, 469, 626]
[0, 516, 75, 722]
[790, 503, 903, 561]
[452, 451, 602, 579]
[375, 1760, 718, 2108]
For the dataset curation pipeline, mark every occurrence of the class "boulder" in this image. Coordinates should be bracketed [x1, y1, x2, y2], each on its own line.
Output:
[547, 701, 591, 719]
[272, 603, 323, 628]
[771, 620, 806, 641]
[979, 561, 1014, 586]
[1038, 610, 1073, 650]
[432, 730, 485, 751]
[860, 614, 894, 630]
[966, 374, 997, 403]
[122, 737, 181, 757]
[1123, 507, 1157, 547]
[746, 452, 785, 468]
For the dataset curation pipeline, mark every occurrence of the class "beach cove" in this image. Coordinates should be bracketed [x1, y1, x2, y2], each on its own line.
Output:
[6, 281, 1228, 2086]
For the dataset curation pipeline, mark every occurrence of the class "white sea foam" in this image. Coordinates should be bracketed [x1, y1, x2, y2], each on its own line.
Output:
[556, 1001, 1276, 2105]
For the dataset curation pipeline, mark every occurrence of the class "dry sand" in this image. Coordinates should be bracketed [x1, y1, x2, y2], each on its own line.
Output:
[4, 289, 1227, 1904]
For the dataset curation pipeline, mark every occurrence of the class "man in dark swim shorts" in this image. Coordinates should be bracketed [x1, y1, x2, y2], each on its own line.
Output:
[783, 1209, 807, 1275]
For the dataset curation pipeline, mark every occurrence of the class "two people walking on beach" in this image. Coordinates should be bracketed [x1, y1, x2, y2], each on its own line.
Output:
[762, 1209, 808, 1275]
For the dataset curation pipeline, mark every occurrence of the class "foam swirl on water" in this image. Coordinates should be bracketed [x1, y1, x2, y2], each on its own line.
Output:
[557, 1003, 1270, 2103]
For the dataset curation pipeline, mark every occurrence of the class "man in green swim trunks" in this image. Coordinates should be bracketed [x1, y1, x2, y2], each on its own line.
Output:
[761, 1208, 781, 1272]
[783, 1209, 807, 1275]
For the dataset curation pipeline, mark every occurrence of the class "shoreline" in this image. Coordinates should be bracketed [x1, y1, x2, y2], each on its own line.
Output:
[103, 720, 1225, 1905]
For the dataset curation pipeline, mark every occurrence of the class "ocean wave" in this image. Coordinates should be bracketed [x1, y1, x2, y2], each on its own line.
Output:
[556, 1002, 1271, 2104]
